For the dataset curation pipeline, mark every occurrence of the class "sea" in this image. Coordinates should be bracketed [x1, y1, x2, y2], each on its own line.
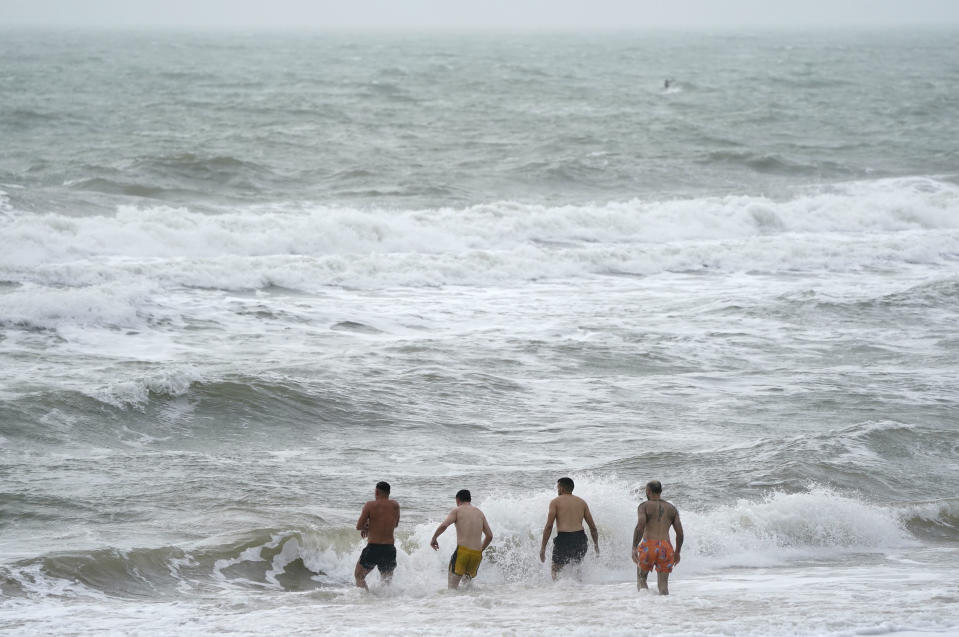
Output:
[1, 28, 958, 636]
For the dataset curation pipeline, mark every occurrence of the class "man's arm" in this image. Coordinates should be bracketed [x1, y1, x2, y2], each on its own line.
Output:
[672, 509, 684, 565]
[356, 502, 371, 538]
[539, 500, 557, 563]
[393, 501, 401, 528]
[481, 515, 493, 551]
[583, 504, 600, 555]
[429, 509, 457, 551]
[631, 503, 646, 564]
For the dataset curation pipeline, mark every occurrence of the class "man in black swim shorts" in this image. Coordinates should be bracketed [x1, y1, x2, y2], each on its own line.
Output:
[552, 527, 589, 566]
[354, 481, 400, 590]
[540, 477, 600, 579]
[358, 542, 397, 577]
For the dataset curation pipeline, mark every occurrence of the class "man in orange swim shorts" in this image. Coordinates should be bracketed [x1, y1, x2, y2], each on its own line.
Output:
[631, 480, 684, 594]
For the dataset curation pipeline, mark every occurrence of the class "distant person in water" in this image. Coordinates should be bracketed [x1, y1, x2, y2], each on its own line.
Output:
[664, 78, 671, 89]
[354, 481, 400, 590]
[430, 489, 494, 589]
[540, 477, 600, 579]
[632, 480, 684, 595]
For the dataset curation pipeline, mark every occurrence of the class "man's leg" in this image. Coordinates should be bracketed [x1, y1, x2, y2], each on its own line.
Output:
[657, 571, 669, 595]
[638, 567, 649, 591]
[380, 566, 395, 586]
[551, 562, 560, 580]
[354, 561, 372, 590]
[448, 550, 464, 589]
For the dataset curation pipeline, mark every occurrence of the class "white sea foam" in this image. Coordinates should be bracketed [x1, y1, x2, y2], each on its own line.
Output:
[1, 230, 955, 337]
[904, 498, 959, 527]
[0, 281, 158, 330]
[85, 365, 205, 409]
[1, 480, 953, 637]
[2, 177, 957, 268]
[232, 480, 918, 594]
[1, 178, 957, 305]
[0, 188, 13, 217]
[8, 480, 902, 600]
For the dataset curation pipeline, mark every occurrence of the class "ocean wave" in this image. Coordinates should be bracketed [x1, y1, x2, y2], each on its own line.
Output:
[3, 176, 957, 269]
[0, 528, 333, 600]
[64, 177, 193, 199]
[686, 488, 917, 568]
[129, 153, 263, 180]
[0, 371, 409, 453]
[753, 421, 959, 496]
[778, 278, 959, 311]
[0, 108, 62, 130]
[0, 281, 161, 331]
[92, 373, 396, 419]
[902, 498, 959, 541]
[596, 422, 957, 502]
[3, 363, 524, 435]
[3, 372, 319, 414]
[61, 153, 280, 201]
[3, 483, 943, 601]
[1, 178, 957, 330]
[85, 366, 205, 409]
[764, 278, 959, 331]
[0, 223, 955, 304]
[871, 278, 959, 309]
[0, 527, 371, 601]
[699, 150, 856, 177]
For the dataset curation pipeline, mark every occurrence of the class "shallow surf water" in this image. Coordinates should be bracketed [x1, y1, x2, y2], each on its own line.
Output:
[2, 29, 959, 636]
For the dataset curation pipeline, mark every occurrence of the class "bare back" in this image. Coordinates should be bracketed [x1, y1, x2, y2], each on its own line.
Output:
[445, 503, 490, 551]
[358, 498, 400, 544]
[552, 494, 591, 532]
[639, 499, 677, 541]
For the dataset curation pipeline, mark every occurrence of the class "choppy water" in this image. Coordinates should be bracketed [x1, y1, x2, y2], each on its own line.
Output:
[1, 29, 958, 636]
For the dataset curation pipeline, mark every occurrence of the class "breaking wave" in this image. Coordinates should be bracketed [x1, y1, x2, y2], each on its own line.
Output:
[3, 481, 942, 601]
[3, 176, 957, 267]
[1, 178, 957, 313]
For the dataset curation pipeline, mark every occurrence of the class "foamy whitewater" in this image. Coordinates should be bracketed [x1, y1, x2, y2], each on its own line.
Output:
[1, 29, 958, 636]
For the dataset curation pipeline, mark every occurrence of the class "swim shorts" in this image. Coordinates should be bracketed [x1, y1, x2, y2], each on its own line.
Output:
[359, 543, 397, 573]
[552, 530, 588, 565]
[638, 539, 674, 573]
[449, 545, 483, 578]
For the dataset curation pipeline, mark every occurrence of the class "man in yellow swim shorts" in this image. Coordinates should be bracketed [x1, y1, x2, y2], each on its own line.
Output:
[430, 489, 494, 589]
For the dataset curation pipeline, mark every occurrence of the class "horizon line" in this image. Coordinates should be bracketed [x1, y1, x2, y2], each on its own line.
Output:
[3, 23, 959, 33]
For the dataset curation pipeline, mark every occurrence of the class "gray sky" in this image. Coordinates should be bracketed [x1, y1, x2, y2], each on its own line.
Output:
[3, 0, 959, 30]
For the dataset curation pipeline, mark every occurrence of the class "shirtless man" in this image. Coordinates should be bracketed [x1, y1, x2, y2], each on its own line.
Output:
[539, 477, 600, 579]
[429, 489, 494, 589]
[631, 480, 684, 595]
[354, 481, 400, 590]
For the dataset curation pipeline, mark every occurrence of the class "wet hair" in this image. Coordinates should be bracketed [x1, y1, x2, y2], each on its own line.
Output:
[456, 489, 471, 502]
[376, 481, 391, 494]
[557, 477, 574, 493]
[646, 480, 662, 494]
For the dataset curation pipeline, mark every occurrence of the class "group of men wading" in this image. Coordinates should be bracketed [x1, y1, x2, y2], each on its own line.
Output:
[354, 477, 685, 594]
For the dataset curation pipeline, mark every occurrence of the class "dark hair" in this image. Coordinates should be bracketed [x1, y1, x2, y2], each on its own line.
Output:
[646, 480, 662, 494]
[557, 477, 574, 493]
[376, 481, 391, 494]
[455, 489, 471, 502]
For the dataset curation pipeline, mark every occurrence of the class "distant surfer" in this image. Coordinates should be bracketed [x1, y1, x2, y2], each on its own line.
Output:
[664, 78, 671, 89]
[539, 477, 600, 579]
[631, 480, 684, 595]
[354, 481, 400, 590]
[430, 489, 494, 589]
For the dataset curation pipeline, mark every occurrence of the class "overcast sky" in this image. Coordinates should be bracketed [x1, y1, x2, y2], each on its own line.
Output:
[3, 0, 959, 30]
